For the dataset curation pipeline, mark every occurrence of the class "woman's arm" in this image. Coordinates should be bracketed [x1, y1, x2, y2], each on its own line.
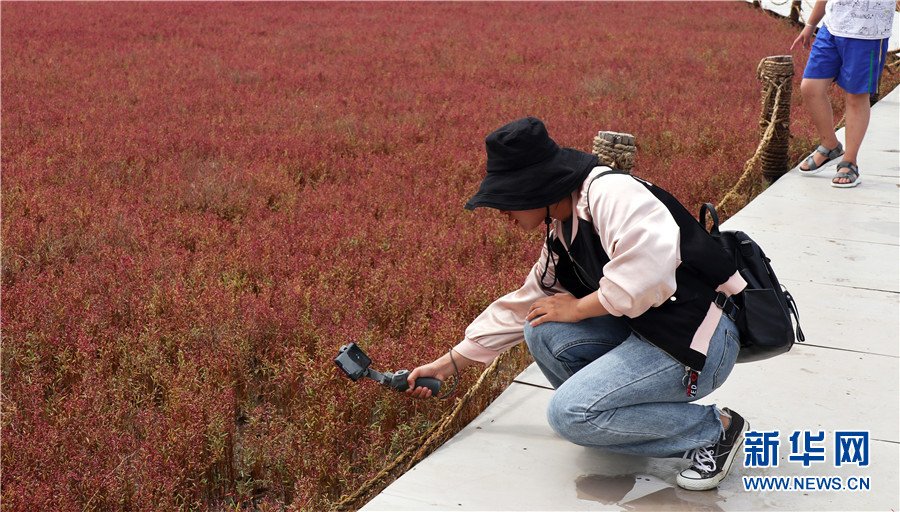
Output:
[589, 175, 680, 319]
[406, 244, 563, 399]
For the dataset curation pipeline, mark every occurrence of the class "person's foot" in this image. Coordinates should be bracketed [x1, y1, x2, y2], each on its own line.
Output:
[832, 161, 861, 188]
[799, 143, 844, 175]
[676, 408, 749, 491]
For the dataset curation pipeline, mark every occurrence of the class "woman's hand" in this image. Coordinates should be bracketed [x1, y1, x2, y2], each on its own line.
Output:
[406, 350, 477, 399]
[526, 291, 609, 327]
[526, 293, 584, 326]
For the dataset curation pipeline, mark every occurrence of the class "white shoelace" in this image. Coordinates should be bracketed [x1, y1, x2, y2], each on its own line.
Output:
[684, 446, 717, 472]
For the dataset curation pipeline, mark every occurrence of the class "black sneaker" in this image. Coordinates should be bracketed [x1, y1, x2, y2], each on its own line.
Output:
[676, 408, 749, 491]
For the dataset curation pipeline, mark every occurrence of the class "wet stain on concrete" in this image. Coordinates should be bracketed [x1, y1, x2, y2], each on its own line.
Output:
[575, 474, 635, 504]
[576, 474, 726, 511]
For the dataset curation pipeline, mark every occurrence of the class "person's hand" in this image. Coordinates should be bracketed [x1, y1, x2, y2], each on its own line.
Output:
[526, 293, 584, 326]
[406, 350, 477, 399]
[406, 362, 445, 399]
[791, 25, 816, 51]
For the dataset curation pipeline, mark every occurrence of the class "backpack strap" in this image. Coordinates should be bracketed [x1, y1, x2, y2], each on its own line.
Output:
[783, 289, 806, 342]
[585, 168, 630, 219]
[699, 203, 720, 236]
[714, 291, 739, 322]
[587, 168, 629, 191]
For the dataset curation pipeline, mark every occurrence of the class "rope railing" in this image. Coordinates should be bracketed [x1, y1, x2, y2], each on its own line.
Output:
[717, 56, 792, 216]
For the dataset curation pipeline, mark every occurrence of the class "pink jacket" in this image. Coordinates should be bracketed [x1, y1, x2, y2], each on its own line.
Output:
[454, 167, 746, 364]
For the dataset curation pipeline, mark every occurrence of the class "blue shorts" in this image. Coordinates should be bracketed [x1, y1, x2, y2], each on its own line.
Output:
[803, 25, 890, 95]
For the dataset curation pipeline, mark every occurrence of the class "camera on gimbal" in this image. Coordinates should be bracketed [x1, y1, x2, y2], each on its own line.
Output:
[334, 342, 441, 396]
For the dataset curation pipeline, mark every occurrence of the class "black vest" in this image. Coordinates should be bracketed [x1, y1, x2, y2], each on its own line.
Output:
[549, 171, 736, 370]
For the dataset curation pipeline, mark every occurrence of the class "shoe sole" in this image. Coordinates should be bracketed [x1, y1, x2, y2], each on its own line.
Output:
[798, 158, 841, 176]
[798, 148, 844, 176]
[831, 177, 861, 188]
[676, 420, 751, 491]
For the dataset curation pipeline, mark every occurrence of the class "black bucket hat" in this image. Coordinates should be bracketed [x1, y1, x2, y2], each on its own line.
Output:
[464, 117, 597, 211]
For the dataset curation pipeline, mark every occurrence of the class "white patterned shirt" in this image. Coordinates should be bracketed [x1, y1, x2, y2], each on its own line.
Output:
[825, 0, 895, 40]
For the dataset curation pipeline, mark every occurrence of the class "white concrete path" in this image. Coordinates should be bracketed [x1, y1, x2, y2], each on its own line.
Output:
[362, 86, 900, 511]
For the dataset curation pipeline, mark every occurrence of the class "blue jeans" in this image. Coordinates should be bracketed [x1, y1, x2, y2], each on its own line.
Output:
[524, 314, 740, 458]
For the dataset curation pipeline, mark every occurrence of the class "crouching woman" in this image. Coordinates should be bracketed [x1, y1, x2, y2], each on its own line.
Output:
[408, 117, 748, 491]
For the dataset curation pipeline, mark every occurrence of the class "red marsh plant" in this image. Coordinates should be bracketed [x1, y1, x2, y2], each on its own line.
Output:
[2, 2, 896, 510]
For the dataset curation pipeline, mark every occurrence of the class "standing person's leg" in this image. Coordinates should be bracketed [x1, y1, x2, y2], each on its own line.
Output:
[799, 26, 844, 174]
[830, 35, 889, 188]
[833, 91, 871, 185]
[798, 78, 843, 171]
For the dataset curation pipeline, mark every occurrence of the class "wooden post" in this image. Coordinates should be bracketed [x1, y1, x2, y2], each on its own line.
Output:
[592, 131, 636, 173]
[757, 55, 794, 182]
[790, 0, 802, 24]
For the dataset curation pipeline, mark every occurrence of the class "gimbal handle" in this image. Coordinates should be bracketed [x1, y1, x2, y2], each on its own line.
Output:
[384, 370, 441, 395]
[414, 377, 442, 395]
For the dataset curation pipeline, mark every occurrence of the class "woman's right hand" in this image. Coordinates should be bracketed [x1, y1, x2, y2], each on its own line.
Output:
[406, 349, 477, 399]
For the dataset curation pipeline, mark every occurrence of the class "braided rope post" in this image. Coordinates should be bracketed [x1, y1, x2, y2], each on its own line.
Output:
[790, 0, 802, 23]
[592, 131, 636, 172]
[757, 55, 794, 182]
[884, 48, 899, 75]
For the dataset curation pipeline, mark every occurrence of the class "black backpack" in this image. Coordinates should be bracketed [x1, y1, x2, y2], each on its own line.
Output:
[700, 203, 804, 362]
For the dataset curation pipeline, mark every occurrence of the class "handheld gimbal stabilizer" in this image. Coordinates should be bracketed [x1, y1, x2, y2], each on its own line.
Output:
[334, 342, 441, 396]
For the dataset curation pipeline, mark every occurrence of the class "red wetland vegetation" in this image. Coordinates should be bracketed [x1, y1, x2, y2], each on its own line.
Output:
[2, 2, 895, 510]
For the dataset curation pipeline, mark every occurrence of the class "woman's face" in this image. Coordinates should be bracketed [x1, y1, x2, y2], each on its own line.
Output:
[499, 208, 546, 231]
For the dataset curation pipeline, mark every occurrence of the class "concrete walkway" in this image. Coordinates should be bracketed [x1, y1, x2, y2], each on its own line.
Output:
[362, 85, 900, 511]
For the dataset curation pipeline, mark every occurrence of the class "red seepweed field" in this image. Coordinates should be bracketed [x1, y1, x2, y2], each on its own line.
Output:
[2, 2, 894, 510]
